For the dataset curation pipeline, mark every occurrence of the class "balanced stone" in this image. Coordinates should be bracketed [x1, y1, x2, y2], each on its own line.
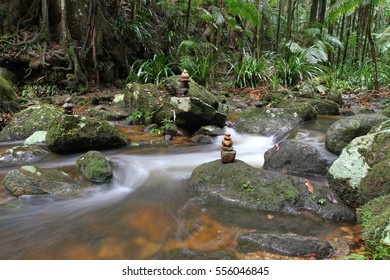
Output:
[221, 132, 236, 163]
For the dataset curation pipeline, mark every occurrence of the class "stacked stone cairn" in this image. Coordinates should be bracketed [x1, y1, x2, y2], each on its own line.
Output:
[221, 132, 236, 163]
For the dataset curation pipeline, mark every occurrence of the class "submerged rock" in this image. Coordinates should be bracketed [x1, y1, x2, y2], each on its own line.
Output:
[190, 160, 354, 221]
[325, 114, 388, 155]
[237, 232, 332, 259]
[76, 150, 113, 183]
[153, 249, 237, 260]
[0, 105, 62, 141]
[0, 145, 48, 163]
[46, 114, 128, 154]
[1, 165, 89, 197]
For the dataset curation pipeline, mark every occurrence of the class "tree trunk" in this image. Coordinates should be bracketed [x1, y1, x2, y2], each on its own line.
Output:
[366, 4, 379, 90]
[309, 0, 319, 26]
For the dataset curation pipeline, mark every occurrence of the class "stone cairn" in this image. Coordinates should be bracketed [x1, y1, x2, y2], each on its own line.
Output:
[221, 132, 236, 163]
[62, 97, 74, 115]
[178, 69, 190, 95]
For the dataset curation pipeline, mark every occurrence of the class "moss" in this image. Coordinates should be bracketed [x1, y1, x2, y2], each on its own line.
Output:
[76, 151, 113, 183]
[365, 131, 390, 166]
[358, 160, 390, 204]
[382, 107, 390, 118]
[0, 75, 20, 113]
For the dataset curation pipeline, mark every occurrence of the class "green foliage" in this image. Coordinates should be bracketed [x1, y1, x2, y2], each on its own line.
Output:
[161, 117, 174, 132]
[240, 182, 254, 192]
[126, 52, 176, 85]
[229, 51, 271, 88]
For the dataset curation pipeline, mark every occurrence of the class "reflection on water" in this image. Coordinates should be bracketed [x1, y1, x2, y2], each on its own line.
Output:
[0, 122, 359, 260]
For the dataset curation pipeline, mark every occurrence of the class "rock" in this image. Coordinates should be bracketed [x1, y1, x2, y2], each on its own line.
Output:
[220, 132, 236, 163]
[191, 134, 213, 144]
[1, 166, 89, 197]
[190, 160, 354, 221]
[325, 114, 388, 155]
[0, 145, 49, 163]
[0, 105, 62, 141]
[170, 97, 226, 133]
[328, 130, 390, 206]
[76, 150, 113, 183]
[46, 115, 128, 154]
[159, 75, 219, 109]
[235, 103, 317, 137]
[306, 99, 340, 115]
[153, 249, 237, 260]
[237, 232, 332, 259]
[83, 105, 129, 121]
[263, 140, 332, 176]
[359, 195, 390, 246]
[112, 94, 125, 106]
[382, 107, 390, 118]
[0, 76, 19, 114]
[24, 131, 47, 145]
[193, 125, 224, 136]
[369, 119, 390, 133]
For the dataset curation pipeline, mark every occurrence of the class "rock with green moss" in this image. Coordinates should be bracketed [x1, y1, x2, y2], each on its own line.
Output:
[325, 114, 389, 155]
[76, 150, 113, 183]
[46, 115, 128, 154]
[304, 99, 339, 115]
[1, 165, 89, 197]
[381, 107, 390, 118]
[0, 76, 19, 114]
[190, 160, 354, 221]
[359, 195, 390, 246]
[0, 105, 62, 141]
[159, 75, 219, 109]
[369, 120, 390, 133]
[328, 130, 390, 207]
[235, 103, 317, 136]
[83, 105, 129, 121]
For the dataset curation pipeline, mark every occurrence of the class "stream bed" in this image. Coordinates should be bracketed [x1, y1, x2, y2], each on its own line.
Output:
[0, 118, 360, 259]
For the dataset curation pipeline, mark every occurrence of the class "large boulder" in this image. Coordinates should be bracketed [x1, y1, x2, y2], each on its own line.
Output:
[123, 82, 226, 134]
[263, 140, 332, 176]
[325, 114, 388, 155]
[159, 75, 219, 109]
[234, 103, 317, 137]
[328, 129, 390, 207]
[83, 105, 129, 121]
[237, 232, 333, 259]
[0, 76, 19, 114]
[190, 160, 354, 221]
[0, 105, 62, 141]
[45, 115, 128, 154]
[305, 99, 340, 115]
[1, 165, 89, 197]
[358, 195, 390, 246]
[76, 151, 113, 183]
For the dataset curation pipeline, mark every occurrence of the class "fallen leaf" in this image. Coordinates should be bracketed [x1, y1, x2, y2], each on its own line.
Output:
[304, 178, 314, 193]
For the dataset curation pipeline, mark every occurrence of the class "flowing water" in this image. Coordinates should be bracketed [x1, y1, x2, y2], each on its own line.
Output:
[0, 118, 359, 260]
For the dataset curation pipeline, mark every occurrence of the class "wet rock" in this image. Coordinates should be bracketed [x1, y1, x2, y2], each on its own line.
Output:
[328, 130, 390, 207]
[234, 103, 317, 137]
[153, 249, 237, 260]
[191, 134, 213, 144]
[325, 113, 388, 155]
[237, 232, 332, 259]
[263, 140, 332, 176]
[190, 160, 354, 221]
[358, 195, 390, 246]
[46, 114, 128, 154]
[1, 165, 89, 197]
[304, 99, 340, 115]
[0, 145, 49, 163]
[193, 125, 224, 136]
[0, 105, 62, 141]
[76, 150, 113, 183]
[0, 76, 19, 114]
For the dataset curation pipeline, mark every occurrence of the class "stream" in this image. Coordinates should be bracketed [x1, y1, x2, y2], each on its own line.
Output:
[0, 117, 359, 259]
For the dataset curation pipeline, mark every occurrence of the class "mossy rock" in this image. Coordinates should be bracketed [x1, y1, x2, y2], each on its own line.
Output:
[359, 195, 390, 246]
[0, 145, 49, 163]
[325, 114, 389, 155]
[46, 115, 128, 154]
[159, 75, 219, 109]
[1, 165, 89, 197]
[76, 150, 113, 183]
[0, 76, 19, 114]
[381, 107, 390, 118]
[190, 160, 354, 221]
[369, 120, 390, 134]
[0, 105, 62, 141]
[235, 103, 317, 136]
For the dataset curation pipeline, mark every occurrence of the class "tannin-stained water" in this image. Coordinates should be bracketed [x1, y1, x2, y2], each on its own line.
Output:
[0, 121, 359, 260]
